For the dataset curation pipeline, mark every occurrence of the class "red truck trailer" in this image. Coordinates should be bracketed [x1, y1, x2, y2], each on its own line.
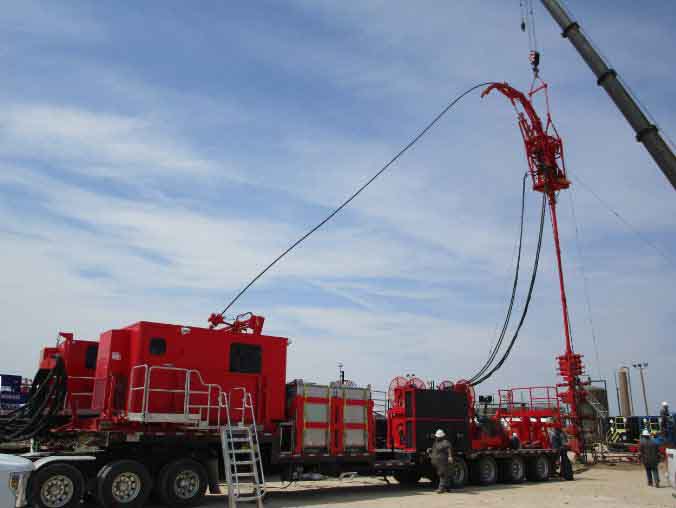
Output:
[0, 313, 564, 508]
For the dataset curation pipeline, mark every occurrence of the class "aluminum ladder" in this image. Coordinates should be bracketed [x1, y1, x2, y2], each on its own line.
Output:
[221, 390, 265, 508]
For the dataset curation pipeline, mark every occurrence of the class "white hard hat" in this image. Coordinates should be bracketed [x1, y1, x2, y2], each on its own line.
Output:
[662, 401, 669, 407]
[642, 429, 651, 437]
[435, 429, 446, 438]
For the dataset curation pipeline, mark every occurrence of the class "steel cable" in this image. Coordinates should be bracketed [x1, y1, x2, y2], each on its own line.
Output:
[216, 81, 497, 318]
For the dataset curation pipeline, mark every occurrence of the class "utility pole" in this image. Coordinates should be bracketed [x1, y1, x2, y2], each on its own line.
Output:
[540, 0, 676, 190]
[632, 363, 650, 416]
[338, 362, 345, 385]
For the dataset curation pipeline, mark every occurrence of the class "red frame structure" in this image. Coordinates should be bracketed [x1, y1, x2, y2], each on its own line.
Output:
[39, 333, 98, 414]
[482, 80, 587, 452]
[495, 386, 561, 448]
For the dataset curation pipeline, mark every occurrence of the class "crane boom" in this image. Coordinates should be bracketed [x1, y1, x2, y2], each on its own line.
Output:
[540, 0, 676, 190]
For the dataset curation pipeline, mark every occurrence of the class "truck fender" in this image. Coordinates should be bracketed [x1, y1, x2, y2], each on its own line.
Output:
[32, 455, 96, 471]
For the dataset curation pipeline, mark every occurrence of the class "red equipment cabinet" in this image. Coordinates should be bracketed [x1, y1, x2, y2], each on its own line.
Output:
[39, 332, 98, 413]
[285, 381, 375, 457]
[91, 318, 288, 432]
[330, 384, 374, 455]
[387, 383, 470, 453]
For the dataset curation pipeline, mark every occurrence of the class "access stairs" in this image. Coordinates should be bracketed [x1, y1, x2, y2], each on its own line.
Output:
[221, 391, 265, 507]
[586, 391, 609, 419]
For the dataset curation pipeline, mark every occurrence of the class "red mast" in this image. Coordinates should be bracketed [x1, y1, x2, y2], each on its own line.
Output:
[482, 79, 586, 452]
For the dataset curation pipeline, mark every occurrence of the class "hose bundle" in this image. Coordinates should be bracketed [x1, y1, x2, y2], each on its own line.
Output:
[0, 357, 68, 443]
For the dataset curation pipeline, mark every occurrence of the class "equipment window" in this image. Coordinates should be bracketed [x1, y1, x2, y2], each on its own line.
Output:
[149, 337, 167, 356]
[230, 343, 262, 374]
[85, 345, 99, 369]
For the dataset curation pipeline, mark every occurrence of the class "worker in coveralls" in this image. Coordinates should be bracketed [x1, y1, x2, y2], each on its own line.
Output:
[659, 402, 672, 440]
[639, 429, 660, 487]
[551, 426, 573, 480]
[430, 429, 453, 493]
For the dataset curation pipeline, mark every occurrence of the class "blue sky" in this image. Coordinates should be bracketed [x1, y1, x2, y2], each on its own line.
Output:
[0, 1, 674, 415]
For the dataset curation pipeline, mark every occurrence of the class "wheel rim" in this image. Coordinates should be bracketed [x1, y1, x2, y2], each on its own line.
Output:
[173, 470, 200, 500]
[480, 461, 495, 483]
[452, 462, 465, 484]
[511, 459, 524, 479]
[537, 457, 549, 477]
[111, 472, 142, 503]
[40, 475, 74, 508]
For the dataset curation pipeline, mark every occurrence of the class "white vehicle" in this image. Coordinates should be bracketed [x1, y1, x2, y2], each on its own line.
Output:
[0, 454, 33, 507]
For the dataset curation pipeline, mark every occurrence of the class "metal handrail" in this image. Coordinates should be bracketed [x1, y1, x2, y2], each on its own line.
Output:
[62, 375, 96, 410]
[127, 364, 227, 427]
[243, 390, 266, 498]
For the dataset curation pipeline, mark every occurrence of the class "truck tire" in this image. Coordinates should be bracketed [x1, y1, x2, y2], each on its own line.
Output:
[392, 470, 421, 485]
[157, 458, 208, 507]
[29, 463, 85, 508]
[471, 456, 498, 485]
[500, 456, 526, 483]
[449, 457, 468, 488]
[97, 460, 152, 508]
[526, 454, 550, 482]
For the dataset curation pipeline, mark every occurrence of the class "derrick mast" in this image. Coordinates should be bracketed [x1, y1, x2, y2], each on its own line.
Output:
[482, 80, 586, 451]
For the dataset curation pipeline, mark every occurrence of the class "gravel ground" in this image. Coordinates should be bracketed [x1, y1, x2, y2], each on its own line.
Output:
[192, 463, 674, 508]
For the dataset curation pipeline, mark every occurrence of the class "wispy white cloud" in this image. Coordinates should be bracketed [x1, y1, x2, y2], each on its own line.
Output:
[0, 1, 674, 415]
[0, 104, 239, 180]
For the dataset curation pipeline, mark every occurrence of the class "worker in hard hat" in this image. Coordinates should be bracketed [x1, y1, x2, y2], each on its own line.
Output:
[659, 402, 672, 440]
[639, 429, 660, 487]
[430, 429, 453, 493]
[551, 426, 573, 480]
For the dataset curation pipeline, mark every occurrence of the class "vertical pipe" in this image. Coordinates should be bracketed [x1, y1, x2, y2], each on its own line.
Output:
[627, 368, 635, 415]
[547, 194, 574, 355]
[547, 191, 581, 447]
[637, 365, 650, 416]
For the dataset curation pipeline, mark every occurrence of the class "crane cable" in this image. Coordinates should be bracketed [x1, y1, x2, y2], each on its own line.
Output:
[469, 173, 528, 384]
[471, 192, 546, 386]
[520, 0, 541, 77]
[568, 188, 602, 379]
[519, 0, 538, 53]
[215, 81, 497, 319]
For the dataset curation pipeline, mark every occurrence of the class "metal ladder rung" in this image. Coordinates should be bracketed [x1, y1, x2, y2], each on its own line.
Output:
[229, 449, 254, 455]
[221, 390, 265, 508]
[237, 495, 263, 502]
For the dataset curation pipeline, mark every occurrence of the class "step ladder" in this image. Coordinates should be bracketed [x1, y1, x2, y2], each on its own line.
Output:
[221, 391, 265, 508]
[586, 391, 609, 419]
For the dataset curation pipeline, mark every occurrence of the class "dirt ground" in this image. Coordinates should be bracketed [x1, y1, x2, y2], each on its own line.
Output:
[194, 463, 674, 508]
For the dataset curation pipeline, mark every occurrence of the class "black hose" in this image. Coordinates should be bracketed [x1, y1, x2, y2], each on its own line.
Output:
[471, 193, 546, 386]
[0, 357, 68, 443]
[469, 173, 528, 383]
